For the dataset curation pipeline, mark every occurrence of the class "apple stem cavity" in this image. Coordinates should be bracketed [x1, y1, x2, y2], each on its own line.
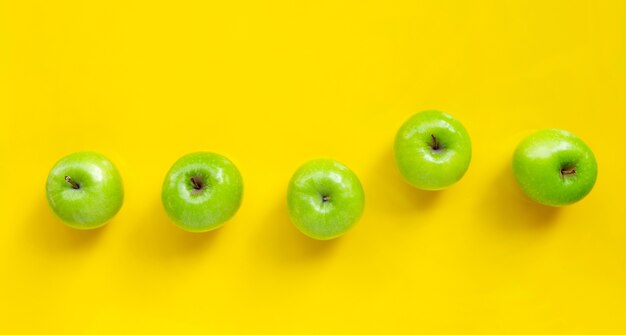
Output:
[190, 176, 204, 191]
[430, 134, 442, 151]
[322, 195, 330, 203]
[560, 167, 577, 176]
[64, 176, 80, 190]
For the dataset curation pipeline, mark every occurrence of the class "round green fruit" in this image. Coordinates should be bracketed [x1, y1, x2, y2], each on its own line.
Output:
[162, 152, 243, 232]
[46, 151, 124, 229]
[394, 110, 472, 190]
[512, 129, 597, 206]
[287, 159, 365, 240]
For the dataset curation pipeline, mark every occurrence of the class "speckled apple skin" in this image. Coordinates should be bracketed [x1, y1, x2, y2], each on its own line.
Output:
[46, 152, 124, 229]
[394, 110, 472, 190]
[513, 129, 597, 206]
[287, 159, 364, 240]
[162, 152, 243, 232]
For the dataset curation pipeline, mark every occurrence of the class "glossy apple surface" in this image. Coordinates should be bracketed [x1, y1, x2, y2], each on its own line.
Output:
[513, 129, 597, 206]
[394, 110, 472, 190]
[287, 159, 364, 240]
[162, 152, 243, 232]
[46, 151, 124, 229]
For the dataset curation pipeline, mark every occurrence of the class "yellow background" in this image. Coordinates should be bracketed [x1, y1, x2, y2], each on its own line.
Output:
[1, 0, 625, 333]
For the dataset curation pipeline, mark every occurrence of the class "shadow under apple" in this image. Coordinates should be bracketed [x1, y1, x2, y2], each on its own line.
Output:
[25, 195, 107, 255]
[368, 146, 442, 217]
[128, 199, 221, 262]
[478, 164, 561, 232]
[252, 197, 340, 267]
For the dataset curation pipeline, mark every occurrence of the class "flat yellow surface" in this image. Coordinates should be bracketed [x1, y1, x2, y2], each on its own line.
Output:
[1, 1, 625, 333]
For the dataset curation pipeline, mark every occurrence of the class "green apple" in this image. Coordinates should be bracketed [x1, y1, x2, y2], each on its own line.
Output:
[394, 110, 472, 190]
[513, 129, 597, 206]
[46, 152, 124, 229]
[162, 152, 243, 232]
[287, 159, 365, 240]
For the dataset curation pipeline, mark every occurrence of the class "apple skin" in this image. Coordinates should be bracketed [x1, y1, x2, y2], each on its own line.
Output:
[46, 152, 124, 229]
[513, 129, 597, 206]
[162, 152, 243, 233]
[287, 159, 365, 240]
[394, 110, 472, 190]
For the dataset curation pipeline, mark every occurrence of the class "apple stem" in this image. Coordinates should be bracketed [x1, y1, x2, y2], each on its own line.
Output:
[64, 176, 80, 189]
[322, 195, 330, 203]
[430, 134, 441, 151]
[190, 176, 203, 190]
[561, 167, 576, 176]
